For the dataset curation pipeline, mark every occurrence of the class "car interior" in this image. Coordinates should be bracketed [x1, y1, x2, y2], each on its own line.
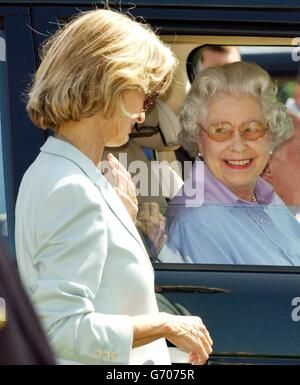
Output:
[0, 24, 299, 261]
[100, 35, 300, 264]
[137, 35, 298, 171]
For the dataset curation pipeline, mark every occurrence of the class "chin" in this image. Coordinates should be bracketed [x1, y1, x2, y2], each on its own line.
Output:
[106, 136, 129, 148]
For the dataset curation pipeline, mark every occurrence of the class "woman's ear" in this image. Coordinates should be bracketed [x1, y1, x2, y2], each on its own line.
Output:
[197, 137, 203, 156]
[261, 162, 272, 181]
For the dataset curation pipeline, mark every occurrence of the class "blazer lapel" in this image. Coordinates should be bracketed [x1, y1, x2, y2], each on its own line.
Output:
[41, 136, 148, 255]
[95, 175, 148, 254]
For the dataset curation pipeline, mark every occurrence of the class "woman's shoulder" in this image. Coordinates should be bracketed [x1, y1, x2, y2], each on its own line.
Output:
[27, 151, 96, 186]
[19, 151, 102, 209]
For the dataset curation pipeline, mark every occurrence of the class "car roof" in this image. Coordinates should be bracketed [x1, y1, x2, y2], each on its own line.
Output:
[1, 0, 300, 8]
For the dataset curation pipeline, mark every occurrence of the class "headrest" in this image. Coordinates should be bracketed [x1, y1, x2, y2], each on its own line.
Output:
[131, 99, 181, 150]
[155, 99, 182, 146]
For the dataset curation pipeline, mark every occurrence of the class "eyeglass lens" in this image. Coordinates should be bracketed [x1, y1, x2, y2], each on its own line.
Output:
[205, 121, 268, 142]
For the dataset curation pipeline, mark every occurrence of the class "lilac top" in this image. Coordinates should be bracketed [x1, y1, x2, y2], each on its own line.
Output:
[166, 160, 300, 265]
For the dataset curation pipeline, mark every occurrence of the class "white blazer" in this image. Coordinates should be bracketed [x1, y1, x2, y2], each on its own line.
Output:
[15, 136, 170, 365]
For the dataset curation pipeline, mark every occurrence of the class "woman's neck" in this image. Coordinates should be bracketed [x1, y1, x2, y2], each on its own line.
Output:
[56, 115, 108, 168]
[229, 186, 256, 202]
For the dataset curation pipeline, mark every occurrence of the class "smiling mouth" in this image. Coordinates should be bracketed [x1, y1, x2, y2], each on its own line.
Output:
[223, 159, 254, 169]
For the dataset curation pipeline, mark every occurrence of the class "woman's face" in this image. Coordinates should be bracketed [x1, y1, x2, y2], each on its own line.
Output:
[105, 90, 145, 147]
[198, 94, 272, 198]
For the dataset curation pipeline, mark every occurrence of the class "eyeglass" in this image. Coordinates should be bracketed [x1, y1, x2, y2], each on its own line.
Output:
[143, 91, 158, 112]
[200, 120, 268, 142]
[122, 91, 158, 120]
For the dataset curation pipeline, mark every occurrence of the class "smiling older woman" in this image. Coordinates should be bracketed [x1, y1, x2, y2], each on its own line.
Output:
[166, 61, 300, 265]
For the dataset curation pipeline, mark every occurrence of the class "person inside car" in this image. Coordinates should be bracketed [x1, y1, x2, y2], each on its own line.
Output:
[196, 45, 241, 73]
[15, 9, 213, 365]
[285, 67, 300, 118]
[262, 112, 300, 222]
[166, 61, 300, 265]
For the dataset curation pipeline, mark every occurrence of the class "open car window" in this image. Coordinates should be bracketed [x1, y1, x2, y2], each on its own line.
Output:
[137, 43, 300, 268]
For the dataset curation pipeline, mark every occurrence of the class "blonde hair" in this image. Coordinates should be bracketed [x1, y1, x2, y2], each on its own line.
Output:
[179, 61, 294, 158]
[27, 9, 177, 130]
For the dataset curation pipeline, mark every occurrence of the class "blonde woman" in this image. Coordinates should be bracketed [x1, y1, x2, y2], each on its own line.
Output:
[15, 9, 212, 365]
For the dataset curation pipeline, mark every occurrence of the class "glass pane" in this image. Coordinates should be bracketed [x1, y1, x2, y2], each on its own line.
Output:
[151, 44, 300, 267]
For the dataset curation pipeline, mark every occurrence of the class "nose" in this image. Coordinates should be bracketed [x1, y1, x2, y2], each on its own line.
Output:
[136, 112, 145, 124]
[229, 129, 247, 152]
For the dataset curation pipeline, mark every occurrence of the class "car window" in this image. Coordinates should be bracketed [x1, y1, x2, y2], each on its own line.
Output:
[188, 45, 299, 103]
[143, 44, 300, 268]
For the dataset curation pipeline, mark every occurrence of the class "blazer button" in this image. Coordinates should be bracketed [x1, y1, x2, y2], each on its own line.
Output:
[95, 350, 103, 359]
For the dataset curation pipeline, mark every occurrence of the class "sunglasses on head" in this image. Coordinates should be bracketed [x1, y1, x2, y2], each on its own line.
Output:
[200, 120, 268, 142]
[143, 91, 158, 112]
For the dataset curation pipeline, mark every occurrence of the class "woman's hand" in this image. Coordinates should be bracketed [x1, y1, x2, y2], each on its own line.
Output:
[108, 153, 138, 223]
[137, 202, 167, 254]
[165, 315, 213, 365]
[131, 312, 213, 365]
